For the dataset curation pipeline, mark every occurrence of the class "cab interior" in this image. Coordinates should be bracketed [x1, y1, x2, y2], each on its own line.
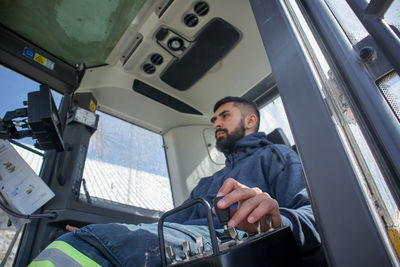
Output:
[0, 0, 278, 207]
[1, 0, 399, 266]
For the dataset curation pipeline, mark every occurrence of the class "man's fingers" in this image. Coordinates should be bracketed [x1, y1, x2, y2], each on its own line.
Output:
[226, 193, 264, 226]
[251, 197, 282, 230]
[216, 178, 243, 198]
[218, 187, 261, 210]
[228, 193, 281, 231]
[251, 196, 279, 219]
[65, 225, 80, 232]
[215, 179, 282, 233]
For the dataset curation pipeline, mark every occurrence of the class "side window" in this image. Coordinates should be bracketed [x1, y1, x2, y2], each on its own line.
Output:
[383, 1, 400, 38]
[287, 0, 400, 257]
[0, 65, 62, 266]
[259, 95, 295, 145]
[324, 0, 400, 122]
[82, 111, 173, 212]
[203, 128, 225, 165]
[324, 0, 369, 44]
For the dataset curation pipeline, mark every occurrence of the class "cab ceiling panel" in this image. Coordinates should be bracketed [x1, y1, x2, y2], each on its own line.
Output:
[123, 1, 246, 93]
[118, 0, 271, 122]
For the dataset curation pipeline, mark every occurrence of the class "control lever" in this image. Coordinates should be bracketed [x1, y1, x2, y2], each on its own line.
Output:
[182, 241, 191, 260]
[212, 196, 230, 229]
[166, 246, 177, 264]
[196, 236, 204, 256]
[212, 196, 239, 244]
[158, 198, 302, 267]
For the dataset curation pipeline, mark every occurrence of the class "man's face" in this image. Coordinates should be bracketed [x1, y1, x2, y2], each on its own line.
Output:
[211, 102, 246, 153]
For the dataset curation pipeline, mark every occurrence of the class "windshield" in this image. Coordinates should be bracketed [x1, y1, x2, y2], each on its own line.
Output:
[0, 0, 147, 67]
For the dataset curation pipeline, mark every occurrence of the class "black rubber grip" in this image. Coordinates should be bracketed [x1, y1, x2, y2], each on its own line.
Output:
[213, 196, 230, 225]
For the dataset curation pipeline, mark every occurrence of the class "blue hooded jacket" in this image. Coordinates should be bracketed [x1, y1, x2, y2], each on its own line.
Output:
[167, 132, 321, 252]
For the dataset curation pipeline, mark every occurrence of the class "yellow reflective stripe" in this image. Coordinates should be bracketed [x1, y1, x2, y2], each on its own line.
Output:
[389, 227, 400, 260]
[46, 240, 101, 267]
[29, 259, 55, 267]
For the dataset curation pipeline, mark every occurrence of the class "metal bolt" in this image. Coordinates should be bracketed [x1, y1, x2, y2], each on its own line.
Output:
[360, 46, 377, 63]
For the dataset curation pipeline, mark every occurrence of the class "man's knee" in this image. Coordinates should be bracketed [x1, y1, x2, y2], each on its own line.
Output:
[29, 237, 102, 267]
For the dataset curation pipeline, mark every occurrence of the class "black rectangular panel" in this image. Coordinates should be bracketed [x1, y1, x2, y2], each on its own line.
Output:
[161, 18, 241, 91]
[133, 79, 202, 115]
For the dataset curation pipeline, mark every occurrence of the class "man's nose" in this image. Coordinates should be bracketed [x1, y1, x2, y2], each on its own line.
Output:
[213, 118, 222, 129]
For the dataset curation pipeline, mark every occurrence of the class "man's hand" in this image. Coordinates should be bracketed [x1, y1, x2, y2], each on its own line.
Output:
[65, 225, 80, 232]
[214, 178, 282, 234]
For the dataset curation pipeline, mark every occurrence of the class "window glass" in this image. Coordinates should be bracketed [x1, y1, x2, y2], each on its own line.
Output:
[325, 0, 369, 44]
[384, 1, 400, 38]
[0, 0, 148, 67]
[0, 65, 52, 266]
[259, 96, 295, 146]
[287, 0, 400, 254]
[203, 128, 225, 165]
[325, 0, 400, 44]
[82, 111, 173, 212]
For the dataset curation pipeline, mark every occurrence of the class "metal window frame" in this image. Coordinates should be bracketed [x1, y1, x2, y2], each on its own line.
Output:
[250, 0, 398, 265]
[0, 25, 77, 95]
[304, 0, 400, 205]
[345, 0, 400, 76]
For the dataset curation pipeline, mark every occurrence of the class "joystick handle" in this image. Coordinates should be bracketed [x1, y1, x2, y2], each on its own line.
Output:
[213, 196, 230, 226]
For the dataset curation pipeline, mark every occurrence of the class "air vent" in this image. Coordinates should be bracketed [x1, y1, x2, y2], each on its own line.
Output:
[143, 63, 156, 74]
[150, 53, 163, 65]
[194, 2, 209, 16]
[184, 13, 199, 27]
[133, 80, 203, 115]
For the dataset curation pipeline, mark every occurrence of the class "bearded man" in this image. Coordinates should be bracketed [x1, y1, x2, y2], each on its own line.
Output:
[30, 96, 321, 267]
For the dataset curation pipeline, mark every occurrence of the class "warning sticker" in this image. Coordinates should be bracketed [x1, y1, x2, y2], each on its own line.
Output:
[34, 54, 45, 65]
[89, 100, 96, 113]
[23, 47, 55, 70]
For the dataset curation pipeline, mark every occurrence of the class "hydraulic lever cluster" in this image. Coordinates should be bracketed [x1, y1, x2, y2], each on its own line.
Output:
[158, 197, 302, 267]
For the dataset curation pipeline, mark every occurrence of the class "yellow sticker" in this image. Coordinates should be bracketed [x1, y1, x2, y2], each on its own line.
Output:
[389, 227, 400, 260]
[89, 100, 96, 113]
[34, 53, 45, 65]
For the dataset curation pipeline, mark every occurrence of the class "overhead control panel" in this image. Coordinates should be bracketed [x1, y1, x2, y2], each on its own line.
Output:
[159, 18, 241, 91]
[122, 1, 244, 91]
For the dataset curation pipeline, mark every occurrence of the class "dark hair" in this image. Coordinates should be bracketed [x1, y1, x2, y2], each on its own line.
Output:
[213, 96, 260, 131]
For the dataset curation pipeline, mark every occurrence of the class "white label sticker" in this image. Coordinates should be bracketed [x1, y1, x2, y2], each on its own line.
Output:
[0, 140, 54, 214]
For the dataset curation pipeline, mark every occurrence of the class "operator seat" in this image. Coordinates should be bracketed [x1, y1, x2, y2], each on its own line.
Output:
[266, 128, 291, 146]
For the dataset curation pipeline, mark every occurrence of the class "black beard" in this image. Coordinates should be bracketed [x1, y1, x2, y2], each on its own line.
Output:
[216, 120, 245, 154]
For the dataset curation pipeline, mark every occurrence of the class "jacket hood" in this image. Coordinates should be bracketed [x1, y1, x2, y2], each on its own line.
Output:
[224, 132, 273, 165]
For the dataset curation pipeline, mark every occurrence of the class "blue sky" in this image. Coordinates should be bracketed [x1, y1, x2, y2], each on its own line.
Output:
[1, 66, 39, 118]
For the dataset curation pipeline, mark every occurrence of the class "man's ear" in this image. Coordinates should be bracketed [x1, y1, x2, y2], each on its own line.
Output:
[245, 114, 258, 131]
